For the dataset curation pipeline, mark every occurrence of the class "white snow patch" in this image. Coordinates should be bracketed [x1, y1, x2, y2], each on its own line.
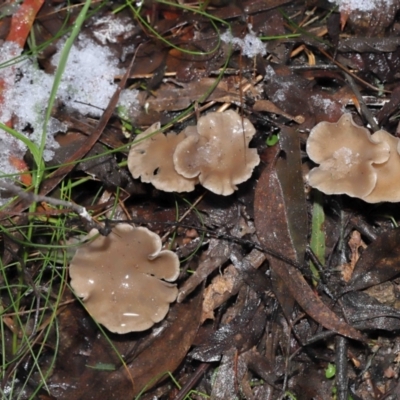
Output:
[221, 25, 266, 58]
[92, 14, 135, 45]
[118, 88, 140, 111]
[264, 65, 276, 80]
[328, 0, 394, 12]
[271, 88, 286, 103]
[52, 35, 123, 117]
[311, 94, 344, 114]
[0, 31, 135, 205]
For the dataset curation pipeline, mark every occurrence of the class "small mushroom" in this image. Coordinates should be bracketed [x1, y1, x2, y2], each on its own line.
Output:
[306, 114, 390, 198]
[363, 129, 400, 203]
[128, 122, 198, 192]
[173, 110, 260, 196]
[69, 223, 180, 333]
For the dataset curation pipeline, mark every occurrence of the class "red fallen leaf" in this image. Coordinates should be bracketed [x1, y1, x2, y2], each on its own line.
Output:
[6, 0, 44, 47]
[0, 0, 43, 189]
[162, 10, 181, 20]
[9, 155, 32, 186]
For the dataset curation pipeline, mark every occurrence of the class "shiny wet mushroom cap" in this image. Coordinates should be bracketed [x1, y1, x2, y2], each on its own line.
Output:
[173, 110, 260, 196]
[69, 224, 180, 333]
[363, 129, 400, 203]
[306, 113, 390, 199]
[128, 122, 198, 192]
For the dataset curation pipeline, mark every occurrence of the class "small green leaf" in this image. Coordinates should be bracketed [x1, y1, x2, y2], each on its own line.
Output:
[266, 133, 279, 146]
[325, 363, 336, 379]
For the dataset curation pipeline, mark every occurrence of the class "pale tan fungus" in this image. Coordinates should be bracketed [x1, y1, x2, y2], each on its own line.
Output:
[69, 223, 180, 334]
[128, 122, 198, 192]
[363, 130, 400, 203]
[173, 110, 260, 196]
[306, 114, 390, 198]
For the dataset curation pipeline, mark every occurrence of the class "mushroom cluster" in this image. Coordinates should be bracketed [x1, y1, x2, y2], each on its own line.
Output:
[128, 110, 260, 196]
[69, 224, 180, 333]
[306, 113, 400, 203]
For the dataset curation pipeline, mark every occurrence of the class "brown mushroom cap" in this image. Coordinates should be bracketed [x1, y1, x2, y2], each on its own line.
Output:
[128, 122, 198, 192]
[69, 224, 180, 333]
[306, 114, 390, 198]
[363, 130, 400, 203]
[173, 110, 260, 196]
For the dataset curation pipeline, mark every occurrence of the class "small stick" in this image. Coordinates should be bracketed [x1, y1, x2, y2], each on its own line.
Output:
[0, 182, 107, 235]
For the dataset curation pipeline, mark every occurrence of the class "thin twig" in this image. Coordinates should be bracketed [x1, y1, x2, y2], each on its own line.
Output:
[345, 73, 379, 131]
[0, 182, 106, 234]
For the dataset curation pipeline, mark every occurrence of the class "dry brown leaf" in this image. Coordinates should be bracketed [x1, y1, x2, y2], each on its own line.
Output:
[341, 230, 367, 282]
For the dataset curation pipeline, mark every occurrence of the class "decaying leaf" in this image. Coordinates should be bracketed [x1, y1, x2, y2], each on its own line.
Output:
[344, 227, 400, 293]
[177, 238, 232, 303]
[341, 291, 400, 331]
[340, 230, 367, 282]
[190, 296, 266, 362]
[254, 144, 364, 342]
[53, 288, 203, 399]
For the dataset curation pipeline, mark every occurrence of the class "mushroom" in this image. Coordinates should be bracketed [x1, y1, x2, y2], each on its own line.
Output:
[173, 110, 260, 196]
[69, 223, 180, 333]
[306, 114, 390, 199]
[363, 129, 400, 203]
[128, 122, 198, 192]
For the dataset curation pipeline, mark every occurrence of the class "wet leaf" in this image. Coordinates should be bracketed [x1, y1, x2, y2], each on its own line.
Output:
[376, 85, 400, 125]
[341, 291, 400, 331]
[254, 128, 307, 264]
[254, 145, 365, 342]
[201, 249, 267, 322]
[177, 238, 232, 303]
[338, 37, 400, 53]
[190, 297, 265, 362]
[263, 68, 344, 127]
[136, 77, 243, 113]
[275, 126, 308, 263]
[344, 1, 398, 36]
[344, 227, 400, 293]
[210, 349, 248, 400]
[78, 143, 122, 189]
[55, 288, 203, 399]
[210, 0, 293, 19]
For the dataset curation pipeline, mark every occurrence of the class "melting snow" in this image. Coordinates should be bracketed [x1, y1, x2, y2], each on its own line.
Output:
[221, 24, 266, 58]
[328, 0, 394, 12]
[0, 31, 138, 205]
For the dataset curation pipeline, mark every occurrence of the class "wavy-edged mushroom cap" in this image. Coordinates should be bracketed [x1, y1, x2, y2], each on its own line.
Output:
[363, 130, 400, 203]
[128, 122, 198, 192]
[306, 114, 390, 198]
[173, 110, 260, 196]
[69, 224, 180, 333]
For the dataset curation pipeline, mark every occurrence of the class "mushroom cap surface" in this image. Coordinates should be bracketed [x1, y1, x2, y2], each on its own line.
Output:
[69, 224, 180, 333]
[173, 110, 260, 196]
[363, 130, 400, 203]
[128, 122, 198, 192]
[306, 113, 390, 198]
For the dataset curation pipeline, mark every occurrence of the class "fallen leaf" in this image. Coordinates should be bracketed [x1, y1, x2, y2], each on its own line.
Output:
[54, 288, 203, 399]
[340, 230, 366, 282]
[344, 227, 400, 293]
[254, 144, 365, 342]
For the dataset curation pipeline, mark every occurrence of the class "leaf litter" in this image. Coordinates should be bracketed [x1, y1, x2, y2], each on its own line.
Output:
[3, 0, 400, 399]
